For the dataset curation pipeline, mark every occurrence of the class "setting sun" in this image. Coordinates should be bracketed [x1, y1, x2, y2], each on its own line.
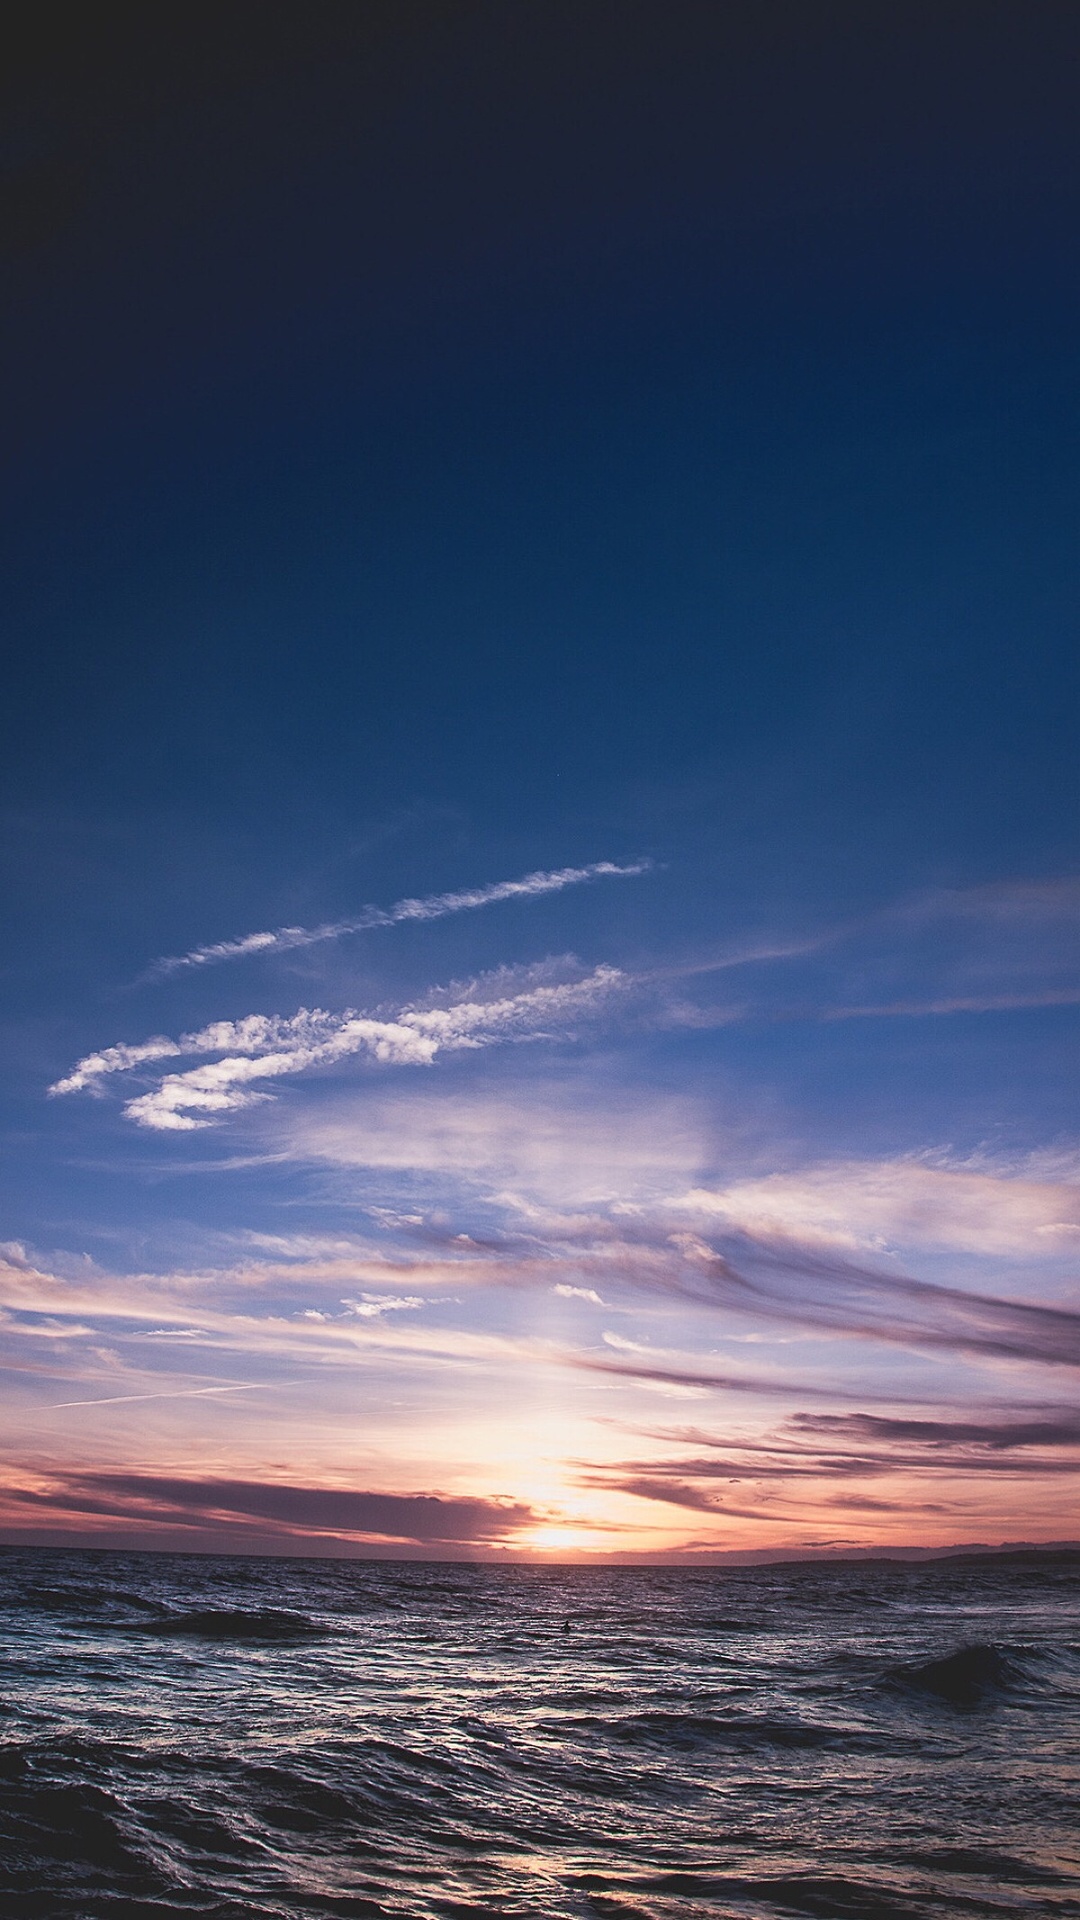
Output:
[523, 1524, 599, 1555]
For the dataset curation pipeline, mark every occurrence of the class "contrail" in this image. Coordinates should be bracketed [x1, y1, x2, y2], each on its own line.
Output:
[41, 1382, 273, 1410]
[146, 858, 652, 978]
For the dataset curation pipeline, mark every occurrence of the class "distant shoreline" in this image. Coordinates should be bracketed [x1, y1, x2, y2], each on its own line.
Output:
[1, 1537, 1078, 1571]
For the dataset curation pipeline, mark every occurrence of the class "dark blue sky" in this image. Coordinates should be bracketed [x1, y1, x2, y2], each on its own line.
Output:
[2, 4, 1078, 1557]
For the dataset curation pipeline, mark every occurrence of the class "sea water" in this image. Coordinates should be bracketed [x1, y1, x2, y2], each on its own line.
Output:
[0, 1548, 1077, 1918]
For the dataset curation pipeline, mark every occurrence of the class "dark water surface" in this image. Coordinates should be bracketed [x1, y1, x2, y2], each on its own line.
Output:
[1, 1549, 1077, 1919]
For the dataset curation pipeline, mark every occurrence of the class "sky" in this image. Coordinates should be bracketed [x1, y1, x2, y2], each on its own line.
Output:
[1, 1, 1078, 1562]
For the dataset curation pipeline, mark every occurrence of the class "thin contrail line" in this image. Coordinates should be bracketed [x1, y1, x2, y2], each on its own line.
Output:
[144, 858, 652, 978]
[41, 1382, 274, 1410]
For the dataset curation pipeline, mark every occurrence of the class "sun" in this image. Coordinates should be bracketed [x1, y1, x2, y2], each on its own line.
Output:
[525, 1524, 593, 1554]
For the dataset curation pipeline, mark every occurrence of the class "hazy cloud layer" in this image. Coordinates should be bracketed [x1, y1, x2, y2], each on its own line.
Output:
[269, 1117, 1080, 1372]
[8, 1140, 1080, 1379]
[286, 1083, 703, 1208]
[676, 1159, 1080, 1256]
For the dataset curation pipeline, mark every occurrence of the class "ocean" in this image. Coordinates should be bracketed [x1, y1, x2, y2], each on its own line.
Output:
[0, 1547, 1077, 1919]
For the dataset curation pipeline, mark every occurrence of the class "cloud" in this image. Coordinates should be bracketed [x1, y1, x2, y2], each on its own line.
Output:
[788, 1412, 1080, 1450]
[56, 865, 1080, 1134]
[480, 1203, 1080, 1373]
[601, 1427, 1080, 1481]
[147, 859, 651, 977]
[826, 989, 1080, 1019]
[340, 1293, 424, 1318]
[573, 1354, 841, 1398]
[575, 1404, 1080, 1521]
[287, 1081, 701, 1207]
[819, 877, 1080, 1021]
[49, 1035, 187, 1096]
[674, 1159, 1080, 1256]
[654, 1229, 1080, 1370]
[50, 963, 627, 1129]
[575, 1464, 808, 1522]
[14, 1473, 537, 1543]
[5, 1200, 1079, 1554]
[645, 875, 1080, 1030]
[554, 1284, 604, 1304]
[612, 1476, 728, 1514]
[13, 1133, 1080, 1380]
[890, 878, 1080, 925]
[136, 1327, 212, 1339]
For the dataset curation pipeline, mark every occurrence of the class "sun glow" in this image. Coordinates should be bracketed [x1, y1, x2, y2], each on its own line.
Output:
[525, 1524, 597, 1554]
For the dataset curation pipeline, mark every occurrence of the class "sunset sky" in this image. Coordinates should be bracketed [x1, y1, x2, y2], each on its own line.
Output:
[2, 3, 1078, 1560]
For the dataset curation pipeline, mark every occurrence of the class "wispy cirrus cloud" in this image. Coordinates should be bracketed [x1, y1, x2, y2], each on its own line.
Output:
[9, 1196, 1079, 1379]
[50, 962, 626, 1129]
[283, 1081, 1080, 1267]
[642, 1227, 1080, 1370]
[222, 1088, 1080, 1374]
[145, 859, 651, 977]
[826, 988, 1080, 1019]
[42, 1383, 270, 1410]
[888, 877, 1080, 925]
[818, 876, 1080, 1020]
[51, 870, 1080, 1139]
[648, 874, 1080, 1028]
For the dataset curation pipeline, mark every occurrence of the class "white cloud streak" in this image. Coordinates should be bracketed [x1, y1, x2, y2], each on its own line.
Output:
[50, 965, 626, 1130]
[341, 1293, 425, 1319]
[146, 860, 651, 977]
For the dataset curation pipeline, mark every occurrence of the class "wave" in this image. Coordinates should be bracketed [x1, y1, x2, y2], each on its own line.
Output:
[698, 1615, 783, 1632]
[22, 1584, 164, 1616]
[134, 1606, 326, 1641]
[579, 1709, 902, 1755]
[19, 1587, 324, 1642]
[0, 1742, 150, 1887]
[895, 1845, 1071, 1886]
[885, 1643, 1024, 1707]
[0, 1751, 285, 1918]
[574, 1865, 939, 1918]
